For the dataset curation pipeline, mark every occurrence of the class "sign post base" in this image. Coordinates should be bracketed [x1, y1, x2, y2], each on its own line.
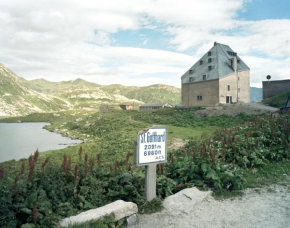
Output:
[145, 164, 156, 201]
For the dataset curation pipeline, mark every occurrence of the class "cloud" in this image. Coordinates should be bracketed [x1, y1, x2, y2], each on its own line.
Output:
[142, 38, 149, 45]
[90, 31, 115, 46]
[0, 0, 289, 88]
[242, 55, 290, 87]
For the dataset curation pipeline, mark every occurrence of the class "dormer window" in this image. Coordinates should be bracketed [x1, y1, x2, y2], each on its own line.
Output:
[227, 51, 237, 56]
[208, 58, 212, 63]
[237, 59, 241, 64]
[200, 60, 203, 65]
[189, 69, 193, 74]
[208, 66, 212, 71]
[208, 52, 211, 56]
[189, 77, 195, 82]
[203, 75, 206, 80]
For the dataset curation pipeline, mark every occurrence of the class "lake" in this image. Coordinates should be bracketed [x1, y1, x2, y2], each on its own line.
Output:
[0, 122, 82, 163]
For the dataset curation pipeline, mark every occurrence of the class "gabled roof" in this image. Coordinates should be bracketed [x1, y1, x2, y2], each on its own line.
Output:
[181, 42, 250, 84]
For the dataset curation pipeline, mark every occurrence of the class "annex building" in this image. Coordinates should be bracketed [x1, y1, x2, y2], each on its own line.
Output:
[181, 42, 250, 107]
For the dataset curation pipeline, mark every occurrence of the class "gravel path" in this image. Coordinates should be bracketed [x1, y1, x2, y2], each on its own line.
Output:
[195, 103, 278, 117]
[247, 102, 279, 111]
[134, 185, 290, 228]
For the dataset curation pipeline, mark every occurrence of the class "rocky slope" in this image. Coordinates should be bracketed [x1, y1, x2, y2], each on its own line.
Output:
[0, 64, 181, 116]
[0, 64, 70, 116]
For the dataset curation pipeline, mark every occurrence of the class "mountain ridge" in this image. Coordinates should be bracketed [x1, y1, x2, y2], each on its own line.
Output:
[0, 64, 181, 116]
[0, 63, 263, 117]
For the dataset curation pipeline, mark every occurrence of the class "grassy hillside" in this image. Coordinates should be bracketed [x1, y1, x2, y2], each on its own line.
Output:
[101, 84, 181, 104]
[0, 63, 182, 116]
[262, 91, 290, 108]
[0, 63, 70, 116]
[27, 78, 101, 93]
[0, 107, 257, 166]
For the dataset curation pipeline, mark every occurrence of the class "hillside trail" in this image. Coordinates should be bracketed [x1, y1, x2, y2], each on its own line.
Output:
[133, 185, 290, 228]
[195, 102, 278, 117]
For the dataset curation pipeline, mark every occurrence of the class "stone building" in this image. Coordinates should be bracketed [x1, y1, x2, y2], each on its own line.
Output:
[262, 79, 290, 99]
[139, 103, 172, 111]
[181, 42, 250, 107]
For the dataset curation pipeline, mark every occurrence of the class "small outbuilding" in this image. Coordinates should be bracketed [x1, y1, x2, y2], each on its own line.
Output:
[139, 103, 172, 111]
[120, 104, 133, 110]
[262, 79, 290, 99]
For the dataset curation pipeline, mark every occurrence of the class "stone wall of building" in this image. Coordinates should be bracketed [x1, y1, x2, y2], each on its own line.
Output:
[219, 70, 250, 104]
[237, 70, 250, 103]
[182, 79, 219, 107]
[263, 79, 290, 99]
[219, 72, 238, 104]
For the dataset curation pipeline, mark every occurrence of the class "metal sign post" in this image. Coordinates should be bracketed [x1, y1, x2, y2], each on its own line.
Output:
[134, 126, 167, 201]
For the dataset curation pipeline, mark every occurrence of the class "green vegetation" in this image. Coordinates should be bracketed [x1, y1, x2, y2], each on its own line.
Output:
[66, 215, 125, 228]
[0, 108, 256, 167]
[262, 91, 290, 108]
[1, 109, 289, 227]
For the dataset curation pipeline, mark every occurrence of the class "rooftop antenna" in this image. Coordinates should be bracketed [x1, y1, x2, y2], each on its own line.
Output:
[266, 75, 271, 84]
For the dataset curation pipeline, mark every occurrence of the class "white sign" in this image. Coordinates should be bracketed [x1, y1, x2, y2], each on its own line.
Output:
[135, 126, 167, 166]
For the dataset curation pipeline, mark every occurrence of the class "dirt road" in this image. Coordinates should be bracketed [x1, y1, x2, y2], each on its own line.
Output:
[195, 102, 278, 117]
[134, 185, 290, 228]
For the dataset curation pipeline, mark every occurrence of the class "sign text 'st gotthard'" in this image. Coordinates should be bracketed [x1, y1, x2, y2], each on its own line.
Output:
[136, 127, 167, 165]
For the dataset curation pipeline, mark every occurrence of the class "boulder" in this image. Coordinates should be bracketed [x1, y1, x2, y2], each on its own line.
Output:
[59, 200, 138, 227]
[163, 187, 211, 212]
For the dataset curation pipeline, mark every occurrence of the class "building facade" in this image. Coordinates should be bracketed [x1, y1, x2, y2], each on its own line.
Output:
[181, 42, 250, 107]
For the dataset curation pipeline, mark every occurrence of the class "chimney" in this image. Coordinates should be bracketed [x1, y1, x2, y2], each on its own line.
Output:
[229, 57, 237, 72]
[214, 42, 217, 46]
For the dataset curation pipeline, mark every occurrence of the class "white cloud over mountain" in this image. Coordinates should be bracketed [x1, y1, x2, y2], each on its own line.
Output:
[0, 0, 289, 87]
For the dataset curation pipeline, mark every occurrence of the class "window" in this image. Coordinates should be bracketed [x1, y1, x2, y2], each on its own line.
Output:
[228, 85, 230, 91]
[238, 88, 240, 93]
[208, 66, 212, 71]
[189, 77, 195, 82]
[200, 60, 203, 65]
[197, 95, 202, 101]
[229, 59, 233, 67]
[208, 51, 211, 56]
[237, 59, 240, 64]
[238, 77, 240, 81]
[203, 75, 207, 80]
[208, 58, 212, 63]
[189, 69, 193, 74]
[227, 51, 237, 56]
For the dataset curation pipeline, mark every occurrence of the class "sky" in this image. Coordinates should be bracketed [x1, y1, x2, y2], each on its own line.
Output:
[0, 0, 290, 88]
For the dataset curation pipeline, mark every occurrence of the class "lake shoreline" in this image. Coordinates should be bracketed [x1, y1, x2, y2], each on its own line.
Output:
[0, 122, 83, 163]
